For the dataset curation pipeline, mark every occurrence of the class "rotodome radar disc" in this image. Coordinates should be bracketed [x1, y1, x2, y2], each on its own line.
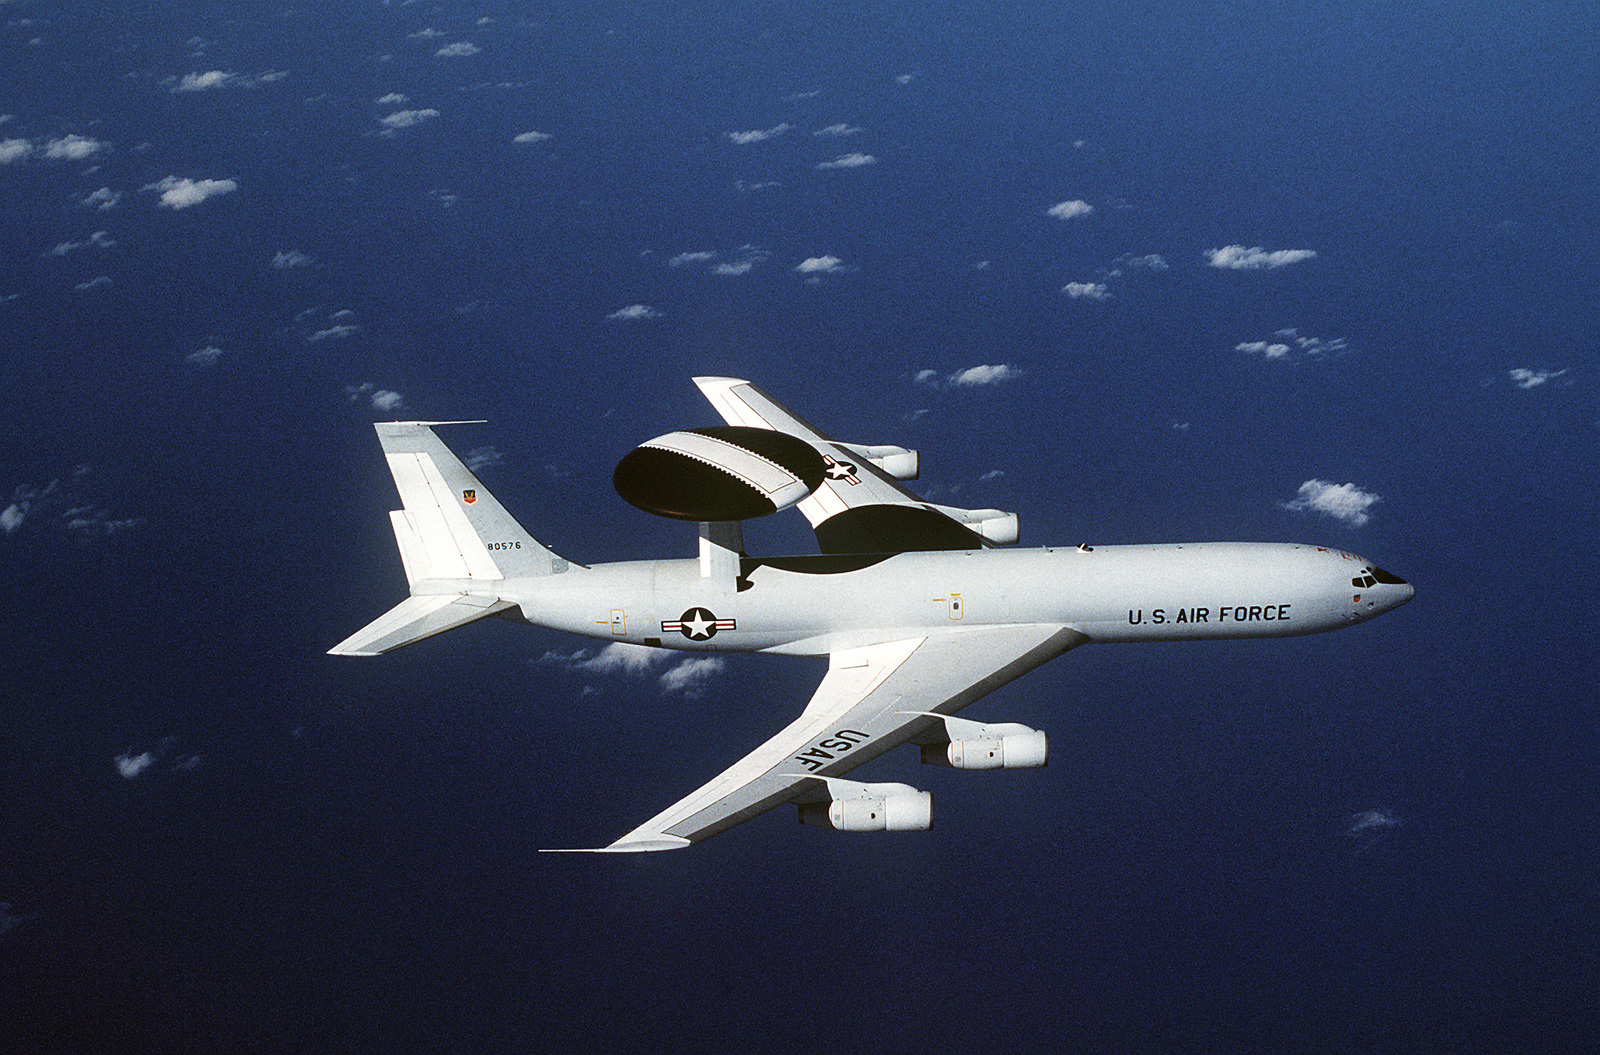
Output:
[613, 425, 829, 521]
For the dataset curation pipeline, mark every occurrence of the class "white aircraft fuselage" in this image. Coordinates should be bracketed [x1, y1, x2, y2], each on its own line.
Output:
[331, 385, 1414, 849]
[420, 541, 1413, 657]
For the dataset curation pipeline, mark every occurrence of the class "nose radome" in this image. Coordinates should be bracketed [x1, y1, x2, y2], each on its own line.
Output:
[1369, 566, 1415, 608]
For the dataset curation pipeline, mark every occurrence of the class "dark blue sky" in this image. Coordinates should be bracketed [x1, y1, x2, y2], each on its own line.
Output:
[3, 2, 1597, 1051]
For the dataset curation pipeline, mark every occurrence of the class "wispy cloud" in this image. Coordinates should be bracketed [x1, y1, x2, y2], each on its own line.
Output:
[1206, 245, 1317, 269]
[795, 255, 845, 274]
[435, 42, 481, 57]
[512, 130, 551, 143]
[1237, 329, 1348, 360]
[82, 187, 121, 210]
[816, 152, 875, 170]
[1108, 253, 1168, 274]
[1062, 282, 1111, 301]
[1281, 479, 1380, 527]
[75, 276, 113, 292]
[143, 176, 238, 209]
[727, 123, 792, 145]
[272, 249, 313, 269]
[345, 382, 405, 411]
[465, 446, 505, 472]
[539, 643, 727, 697]
[379, 108, 439, 131]
[115, 738, 201, 779]
[311, 323, 360, 341]
[657, 656, 726, 696]
[917, 365, 1023, 388]
[668, 251, 716, 268]
[607, 304, 661, 320]
[43, 134, 108, 160]
[1508, 367, 1567, 389]
[0, 138, 34, 164]
[171, 70, 237, 92]
[3, 474, 140, 537]
[1047, 199, 1093, 220]
[186, 345, 225, 365]
[44, 231, 114, 257]
[814, 123, 861, 137]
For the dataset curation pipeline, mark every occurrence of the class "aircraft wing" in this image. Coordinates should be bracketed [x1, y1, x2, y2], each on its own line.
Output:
[694, 376, 1006, 553]
[565, 623, 1087, 851]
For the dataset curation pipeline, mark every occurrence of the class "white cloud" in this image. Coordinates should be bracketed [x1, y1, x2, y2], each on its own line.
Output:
[727, 123, 791, 145]
[658, 656, 726, 696]
[409, 28, 444, 39]
[1237, 329, 1348, 360]
[948, 364, 1022, 387]
[1508, 367, 1566, 389]
[538, 644, 727, 696]
[576, 643, 663, 676]
[713, 260, 754, 275]
[435, 42, 480, 57]
[186, 345, 225, 365]
[376, 92, 408, 105]
[3, 478, 138, 537]
[668, 251, 715, 268]
[1108, 252, 1168, 274]
[512, 130, 551, 143]
[116, 751, 156, 779]
[607, 304, 661, 320]
[1281, 479, 1380, 527]
[816, 152, 875, 170]
[1047, 199, 1093, 220]
[0, 138, 33, 164]
[345, 382, 404, 410]
[44, 231, 114, 257]
[311, 324, 360, 341]
[43, 134, 107, 160]
[796, 255, 844, 274]
[143, 175, 238, 209]
[272, 249, 312, 269]
[1206, 245, 1317, 269]
[814, 123, 861, 137]
[172, 70, 236, 92]
[1062, 282, 1111, 301]
[919, 365, 1023, 388]
[378, 108, 439, 130]
[75, 276, 113, 292]
[82, 187, 121, 210]
[465, 446, 505, 472]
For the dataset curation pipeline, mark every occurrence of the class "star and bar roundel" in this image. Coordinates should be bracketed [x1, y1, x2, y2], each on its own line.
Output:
[662, 607, 736, 640]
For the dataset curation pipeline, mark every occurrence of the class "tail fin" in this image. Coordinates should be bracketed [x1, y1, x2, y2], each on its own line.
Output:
[328, 421, 576, 656]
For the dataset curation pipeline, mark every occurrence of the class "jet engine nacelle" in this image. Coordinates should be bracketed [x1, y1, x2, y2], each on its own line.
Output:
[911, 713, 1048, 769]
[796, 778, 932, 832]
[929, 504, 1019, 545]
[836, 443, 919, 481]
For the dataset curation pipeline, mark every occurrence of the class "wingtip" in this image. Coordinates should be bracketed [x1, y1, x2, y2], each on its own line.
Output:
[539, 834, 692, 853]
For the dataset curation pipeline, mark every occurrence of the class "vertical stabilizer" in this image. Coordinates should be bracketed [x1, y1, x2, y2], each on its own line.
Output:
[374, 421, 573, 583]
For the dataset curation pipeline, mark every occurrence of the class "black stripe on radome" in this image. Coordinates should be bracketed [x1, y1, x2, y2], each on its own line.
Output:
[812, 504, 986, 554]
[613, 446, 781, 521]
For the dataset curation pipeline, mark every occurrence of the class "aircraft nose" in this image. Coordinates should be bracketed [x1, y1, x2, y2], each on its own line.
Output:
[1370, 566, 1414, 608]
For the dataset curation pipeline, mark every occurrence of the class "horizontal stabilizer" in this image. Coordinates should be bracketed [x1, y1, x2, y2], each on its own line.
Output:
[327, 594, 517, 656]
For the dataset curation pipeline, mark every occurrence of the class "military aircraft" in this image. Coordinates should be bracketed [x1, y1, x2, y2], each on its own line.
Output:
[330, 377, 1414, 850]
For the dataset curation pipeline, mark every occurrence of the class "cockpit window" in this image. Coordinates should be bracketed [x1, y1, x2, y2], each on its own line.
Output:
[1354, 566, 1407, 588]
